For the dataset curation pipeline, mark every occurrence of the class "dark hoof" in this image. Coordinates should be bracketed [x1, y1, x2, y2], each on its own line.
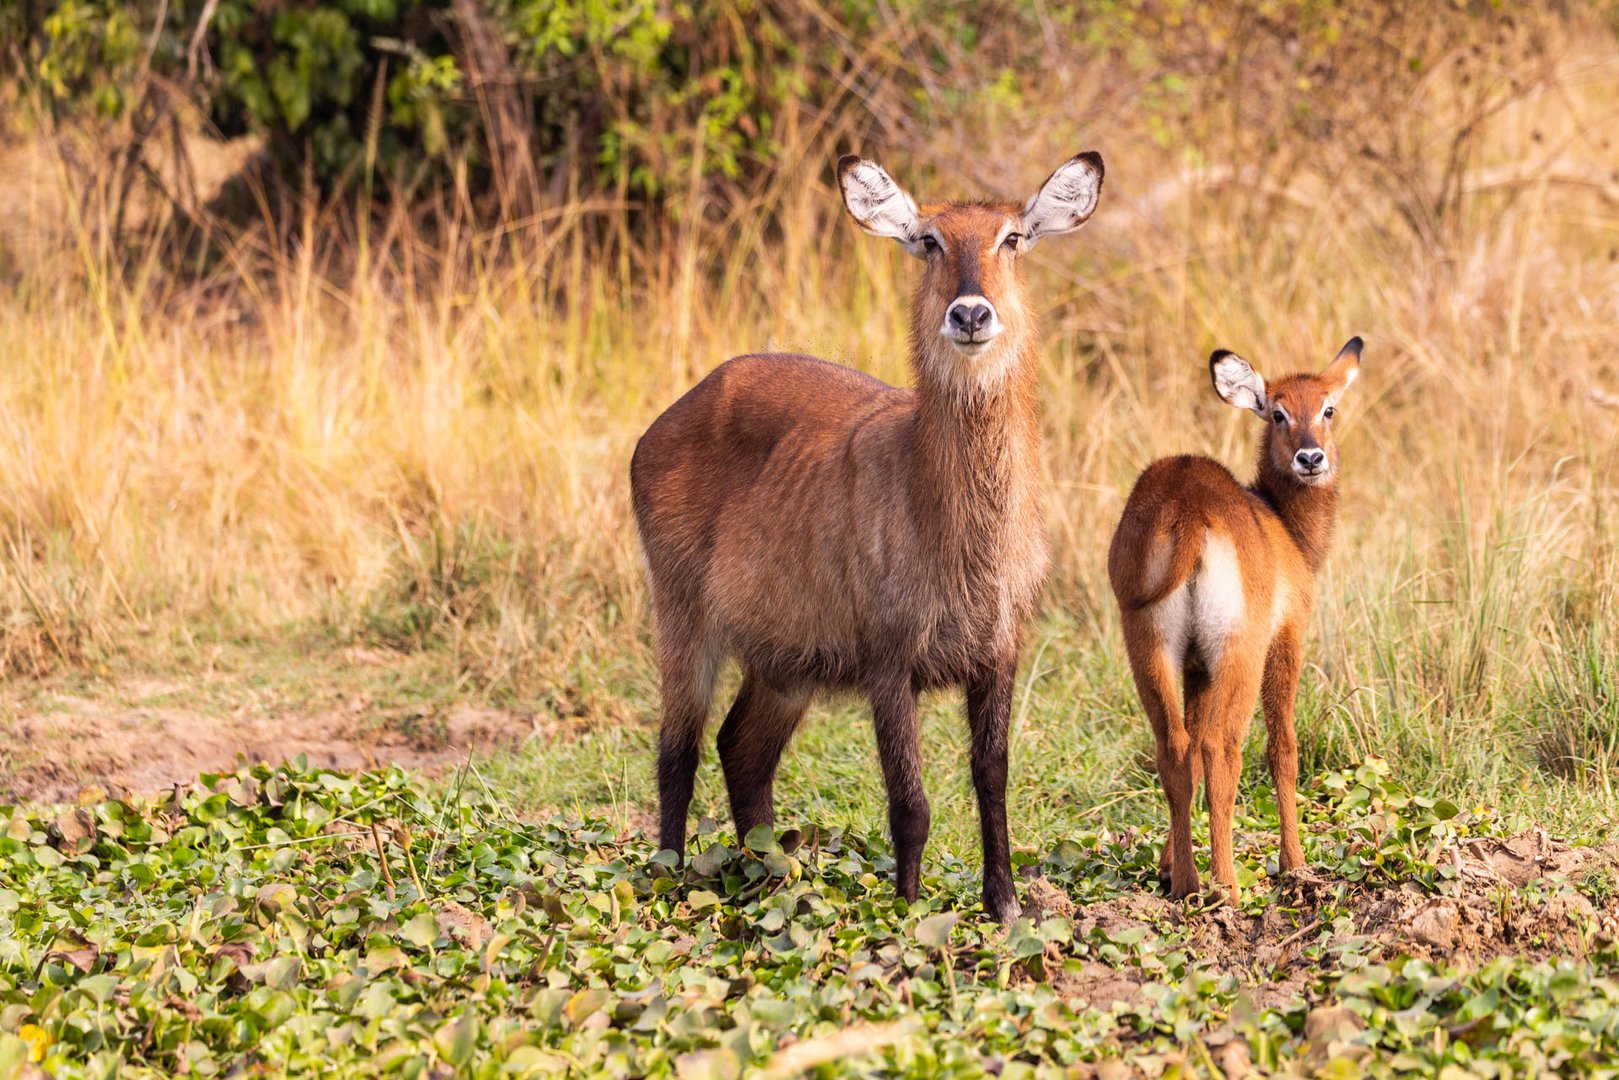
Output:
[985, 895, 1023, 924]
[1165, 875, 1202, 902]
[1183, 885, 1230, 910]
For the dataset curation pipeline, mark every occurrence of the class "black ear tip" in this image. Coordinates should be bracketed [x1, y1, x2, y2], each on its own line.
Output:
[1342, 335, 1365, 357]
[1075, 150, 1105, 178]
[1209, 348, 1237, 366]
[836, 154, 866, 182]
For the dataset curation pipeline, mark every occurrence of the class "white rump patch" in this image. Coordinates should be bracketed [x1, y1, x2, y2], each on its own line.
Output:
[1148, 530, 1246, 669]
[1190, 532, 1245, 663]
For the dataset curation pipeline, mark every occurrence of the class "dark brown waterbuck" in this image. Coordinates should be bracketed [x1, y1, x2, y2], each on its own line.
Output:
[631, 152, 1105, 920]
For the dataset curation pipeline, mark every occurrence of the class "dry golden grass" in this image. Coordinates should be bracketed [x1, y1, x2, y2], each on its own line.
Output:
[1, 13, 1617, 809]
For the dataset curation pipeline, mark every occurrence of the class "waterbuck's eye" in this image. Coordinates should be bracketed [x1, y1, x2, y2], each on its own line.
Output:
[920, 235, 941, 253]
[1272, 411, 1287, 426]
[1001, 232, 1022, 252]
[1324, 406, 1336, 420]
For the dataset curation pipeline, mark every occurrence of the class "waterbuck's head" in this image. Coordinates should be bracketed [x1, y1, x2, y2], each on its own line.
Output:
[1210, 337, 1364, 488]
[837, 152, 1105, 392]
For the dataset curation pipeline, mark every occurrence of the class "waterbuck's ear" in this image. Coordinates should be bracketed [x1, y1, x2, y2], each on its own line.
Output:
[837, 155, 924, 254]
[1209, 350, 1268, 415]
[1022, 151, 1104, 246]
[1322, 336, 1363, 404]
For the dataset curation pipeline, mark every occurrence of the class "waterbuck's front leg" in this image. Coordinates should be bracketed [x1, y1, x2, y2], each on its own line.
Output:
[967, 650, 1021, 922]
[869, 671, 930, 905]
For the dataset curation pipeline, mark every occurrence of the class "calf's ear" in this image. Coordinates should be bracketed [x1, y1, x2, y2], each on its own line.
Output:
[1209, 349, 1268, 415]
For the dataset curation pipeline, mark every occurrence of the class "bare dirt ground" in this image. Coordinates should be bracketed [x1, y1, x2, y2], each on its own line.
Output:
[1023, 831, 1619, 1018]
[0, 669, 540, 804]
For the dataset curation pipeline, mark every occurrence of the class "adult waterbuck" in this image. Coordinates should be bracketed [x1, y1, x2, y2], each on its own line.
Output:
[1108, 338, 1364, 902]
[631, 151, 1106, 920]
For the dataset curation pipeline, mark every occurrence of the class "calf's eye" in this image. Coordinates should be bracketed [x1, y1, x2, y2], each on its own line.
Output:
[920, 235, 941, 253]
[1001, 233, 1022, 252]
[1324, 406, 1336, 420]
[1272, 411, 1287, 426]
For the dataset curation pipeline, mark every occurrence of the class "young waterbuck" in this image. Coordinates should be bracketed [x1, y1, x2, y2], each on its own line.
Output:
[631, 151, 1106, 920]
[1107, 337, 1364, 902]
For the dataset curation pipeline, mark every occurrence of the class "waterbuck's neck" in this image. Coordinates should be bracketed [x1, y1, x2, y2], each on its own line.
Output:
[909, 328, 1043, 544]
[1251, 454, 1338, 574]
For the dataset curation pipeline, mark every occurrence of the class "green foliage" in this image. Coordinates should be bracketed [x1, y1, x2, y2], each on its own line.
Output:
[1, 756, 1616, 1076]
[34, 0, 143, 118]
[14, 0, 1055, 209]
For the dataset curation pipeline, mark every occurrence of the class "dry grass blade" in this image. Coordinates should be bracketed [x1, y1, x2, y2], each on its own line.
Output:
[756, 1018, 924, 1079]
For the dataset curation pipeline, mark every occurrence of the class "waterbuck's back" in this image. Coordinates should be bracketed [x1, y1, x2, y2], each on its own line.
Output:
[632, 354, 916, 678]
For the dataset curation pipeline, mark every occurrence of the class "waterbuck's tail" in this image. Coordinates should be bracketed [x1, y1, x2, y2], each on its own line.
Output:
[1110, 511, 1205, 611]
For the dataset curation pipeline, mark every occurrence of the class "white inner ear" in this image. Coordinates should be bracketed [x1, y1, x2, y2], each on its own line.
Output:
[1023, 157, 1103, 246]
[840, 160, 922, 248]
[1324, 363, 1359, 408]
[1212, 355, 1268, 415]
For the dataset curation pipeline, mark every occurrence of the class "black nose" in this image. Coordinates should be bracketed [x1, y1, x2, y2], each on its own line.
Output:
[947, 302, 993, 336]
[1295, 449, 1326, 471]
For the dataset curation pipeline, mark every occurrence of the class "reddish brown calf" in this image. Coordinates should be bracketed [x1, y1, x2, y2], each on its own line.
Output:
[1108, 338, 1364, 902]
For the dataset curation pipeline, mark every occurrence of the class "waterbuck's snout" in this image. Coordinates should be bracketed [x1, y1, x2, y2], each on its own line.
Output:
[1293, 447, 1327, 478]
[943, 296, 1000, 349]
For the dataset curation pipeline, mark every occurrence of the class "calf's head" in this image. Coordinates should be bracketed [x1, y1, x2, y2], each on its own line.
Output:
[1210, 337, 1364, 487]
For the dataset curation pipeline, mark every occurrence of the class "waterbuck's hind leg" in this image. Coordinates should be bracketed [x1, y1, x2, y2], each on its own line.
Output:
[869, 671, 929, 904]
[967, 649, 1021, 922]
[1158, 748, 1204, 883]
[1187, 655, 1265, 903]
[1121, 623, 1199, 899]
[717, 672, 810, 842]
[653, 607, 719, 863]
[1261, 627, 1306, 873]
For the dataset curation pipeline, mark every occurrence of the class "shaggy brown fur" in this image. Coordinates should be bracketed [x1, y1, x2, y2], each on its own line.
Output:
[631, 152, 1105, 921]
[1107, 338, 1364, 902]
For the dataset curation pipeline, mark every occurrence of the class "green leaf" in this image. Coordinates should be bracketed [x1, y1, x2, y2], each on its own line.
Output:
[913, 911, 958, 948]
[263, 955, 301, 991]
[742, 824, 779, 852]
[506, 1046, 570, 1076]
[77, 974, 120, 1004]
[691, 843, 728, 876]
[401, 912, 439, 947]
[434, 1014, 478, 1067]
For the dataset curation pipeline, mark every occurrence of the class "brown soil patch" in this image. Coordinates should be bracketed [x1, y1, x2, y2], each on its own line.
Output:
[1032, 831, 1619, 1011]
[0, 685, 540, 805]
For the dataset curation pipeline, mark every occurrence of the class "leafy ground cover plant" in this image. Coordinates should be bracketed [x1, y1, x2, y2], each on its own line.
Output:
[1, 757, 1616, 1077]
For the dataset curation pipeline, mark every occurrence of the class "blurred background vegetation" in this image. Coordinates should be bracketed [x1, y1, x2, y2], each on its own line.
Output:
[1, 1, 1618, 833]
